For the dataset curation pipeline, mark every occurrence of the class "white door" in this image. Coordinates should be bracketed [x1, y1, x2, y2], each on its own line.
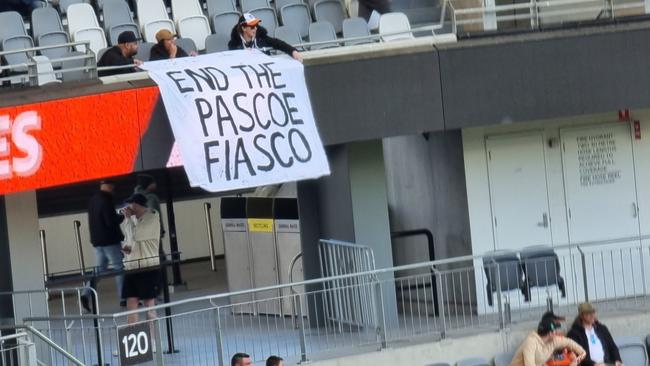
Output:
[560, 123, 640, 243]
[486, 133, 553, 251]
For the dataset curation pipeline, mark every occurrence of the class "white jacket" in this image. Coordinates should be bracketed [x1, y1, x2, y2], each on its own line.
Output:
[121, 210, 160, 270]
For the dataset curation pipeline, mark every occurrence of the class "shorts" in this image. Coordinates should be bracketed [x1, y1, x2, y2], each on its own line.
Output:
[122, 269, 160, 300]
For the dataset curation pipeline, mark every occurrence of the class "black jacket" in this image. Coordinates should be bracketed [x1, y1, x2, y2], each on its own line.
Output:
[228, 26, 296, 56]
[88, 190, 124, 246]
[566, 320, 621, 366]
[97, 46, 137, 77]
[149, 43, 189, 61]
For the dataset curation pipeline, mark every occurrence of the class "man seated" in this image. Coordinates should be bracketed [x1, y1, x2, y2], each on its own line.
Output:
[567, 303, 623, 366]
[149, 29, 196, 61]
[97, 31, 142, 77]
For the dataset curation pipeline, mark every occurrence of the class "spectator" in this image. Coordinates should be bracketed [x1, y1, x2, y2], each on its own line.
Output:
[97, 31, 142, 77]
[228, 13, 303, 63]
[266, 355, 284, 366]
[150, 29, 195, 61]
[358, 0, 390, 22]
[566, 303, 623, 366]
[120, 193, 161, 325]
[231, 353, 252, 366]
[510, 313, 586, 366]
[83, 180, 125, 311]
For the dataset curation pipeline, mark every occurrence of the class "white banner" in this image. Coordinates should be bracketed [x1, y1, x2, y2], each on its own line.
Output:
[141, 50, 330, 192]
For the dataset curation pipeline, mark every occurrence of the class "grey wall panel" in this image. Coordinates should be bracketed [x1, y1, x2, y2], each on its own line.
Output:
[305, 51, 445, 145]
[439, 26, 650, 129]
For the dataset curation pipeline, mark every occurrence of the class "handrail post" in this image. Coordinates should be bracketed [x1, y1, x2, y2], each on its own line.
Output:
[203, 203, 217, 272]
[73, 220, 86, 276]
[296, 294, 309, 363]
[214, 307, 225, 366]
[639, 243, 647, 296]
[577, 246, 589, 302]
[432, 267, 446, 338]
[39, 230, 49, 284]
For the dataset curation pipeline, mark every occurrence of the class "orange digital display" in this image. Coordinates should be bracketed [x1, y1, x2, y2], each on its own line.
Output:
[0, 87, 160, 195]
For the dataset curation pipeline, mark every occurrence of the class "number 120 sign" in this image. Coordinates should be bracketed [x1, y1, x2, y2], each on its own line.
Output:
[118, 323, 153, 365]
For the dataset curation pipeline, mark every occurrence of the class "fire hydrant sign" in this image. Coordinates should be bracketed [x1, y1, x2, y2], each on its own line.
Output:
[118, 322, 153, 365]
[141, 50, 330, 192]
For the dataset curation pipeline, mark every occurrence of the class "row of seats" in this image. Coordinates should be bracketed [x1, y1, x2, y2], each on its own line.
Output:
[428, 335, 649, 366]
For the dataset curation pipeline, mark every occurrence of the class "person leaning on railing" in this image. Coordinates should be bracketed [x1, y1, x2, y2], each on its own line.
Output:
[566, 303, 623, 366]
[228, 13, 303, 63]
[510, 313, 587, 366]
[97, 31, 143, 77]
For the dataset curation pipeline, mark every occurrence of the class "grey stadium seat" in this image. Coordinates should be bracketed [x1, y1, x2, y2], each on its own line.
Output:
[250, 7, 278, 36]
[135, 42, 155, 61]
[60, 51, 94, 82]
[205, 33, 230, 53]
[308, 21, 337, 50]
[241, 0, 270, 13]
[175, 37, 197, 55]
[494, 350, 516, 366]
[59, 0, 91, 15]
[342, 17, 372, 45]
[483, 250, 528, 306]
[31, 7, 72, 67]
[616, 336, 648, 366]
[212, 11, 240, 36]
[519, 245, 566, 298]
[274, 26, 302, 48]
[103, 0, 142, 46]
[275, 0, 303, 13]
[313, 0, 346, 34]
[280, 3, 311, 39]
[457, 357, 490, 366]
[0, 11, 34, 73]
[206, 0, 237, 19]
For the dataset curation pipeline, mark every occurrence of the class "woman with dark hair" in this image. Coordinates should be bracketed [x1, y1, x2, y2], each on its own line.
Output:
[510, 313, 586, 366]
[228, 13, 303, 63]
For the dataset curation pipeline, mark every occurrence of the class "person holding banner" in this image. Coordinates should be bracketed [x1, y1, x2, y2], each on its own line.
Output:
[228, 13, 303, 63]
[150, 29, 197, 61]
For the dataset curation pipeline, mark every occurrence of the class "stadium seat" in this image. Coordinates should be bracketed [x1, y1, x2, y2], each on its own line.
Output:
[616, 337, 648, 366]
[313, 0, 346, 34]
[378, 12, 414, 41]
[175, 37, 197, 55]
[212, 11, 240, 37]
[308, 21, 337, 50]
[425, 363, 451, 366]
[241, 0, 270, 13]
[135, 41, 155, 61]
[342, 17, 371, 45]
[494, 350, 516, 366]
[274, 25, 302, 47]
[204, 33, 229, 53]
[250, 7, 278, 36]
[97, 47, 110, 60]
[31, 7, 72, 66]
[519, 245, 566, 299]
[0, 11, 34, 73]
[59, 0, 90, 15]
[136, 0, 176, 43]
[483, 250, 528, 306]
[103, 0, 142, 46]
[457, 357, 490, 366]
[31, 55, 61, 85]
[275, 0, 303, 14]
[280, 3, 311, 39]
[67, 3, 108, 56]
[60, 51, 93, 82]
[171, 0, 211, 51]
[206, 0, 237, 20]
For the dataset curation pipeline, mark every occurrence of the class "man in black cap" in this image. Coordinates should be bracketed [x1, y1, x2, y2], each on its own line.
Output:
[97, 31, 142, 77]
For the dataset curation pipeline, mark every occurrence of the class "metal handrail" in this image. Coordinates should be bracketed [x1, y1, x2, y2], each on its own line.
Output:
[19, 325, 86, 366]
[0, 332, 28, 342]
[0, 41, 90, 57]
[118, 233, 650, 319]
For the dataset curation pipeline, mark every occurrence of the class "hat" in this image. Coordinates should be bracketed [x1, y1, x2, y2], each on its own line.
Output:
[578, 302, 596, 315]
[239, 13, 261, 27]
[117, 31, 139, 44]
[125, 193, 148, 207]
[541, 311, 566, 324]
[136, 174, 154, 189]
[155, 29, 175, 42]
[537, 317, 558, 335]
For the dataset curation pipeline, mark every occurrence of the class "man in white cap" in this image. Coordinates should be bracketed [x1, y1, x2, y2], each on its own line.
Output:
[228, 13, 303, 62]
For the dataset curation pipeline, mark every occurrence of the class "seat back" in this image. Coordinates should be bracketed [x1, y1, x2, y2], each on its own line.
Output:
[136, 0, 175, 42]
[38, 32, 71, 66]
[31, 7, 65, 41]
[494, 350, 516, 366]
[250, 7, 278, 36]
[135, 41, 155, 61]
[378, 12, 414, 41]
[275, 0, 303, 13]
[242, 0, 270, 12]
[0, 11, 28, 44]
[308, 21, 337, 50]
[342, 17, 371, 45]
[32, 55, 61, 85]
[280, 3, 311, 38]
[483, 250, 522, 292]
[171, 0, 210, 50]
[175, 37, 197, 55]
[59, 0, 90, 15]
[274, 25, 301, 47]
[60, 51, 94, 81]
[519, 245, 561, 287]
[204, 33, 230, 53]
[3, 36, 34, 73]
[67, 3, 101, 34]
[313, 0, 346, 33]
[457, 357, 490, 366]
[206, 0, 236, 19]
[616, 336, 648, 366]
[171, 0, 203, 22]
[103, 0, 136, 33]
[212, 11, 240, 36]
